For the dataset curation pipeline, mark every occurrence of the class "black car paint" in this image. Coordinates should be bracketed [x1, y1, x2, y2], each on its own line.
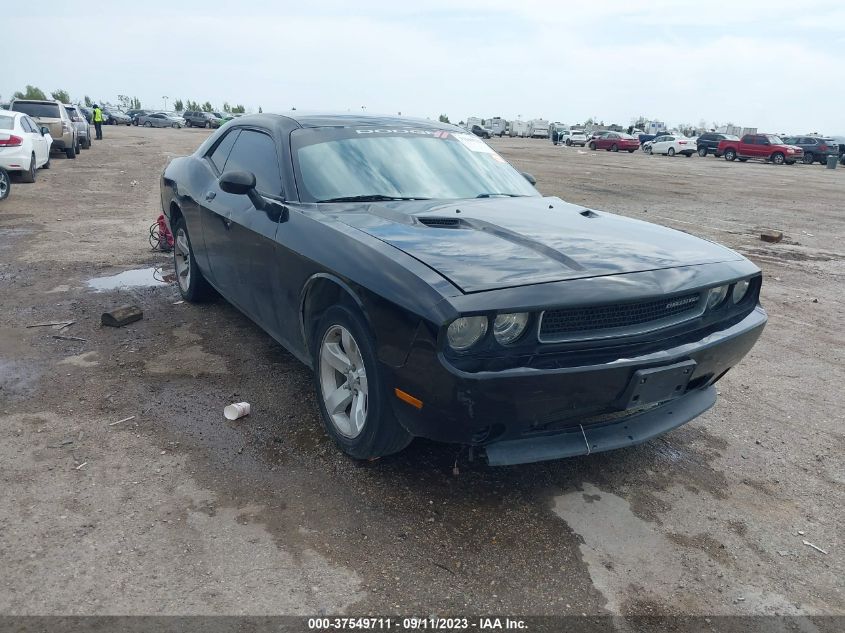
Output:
[161, 113, 766, 463]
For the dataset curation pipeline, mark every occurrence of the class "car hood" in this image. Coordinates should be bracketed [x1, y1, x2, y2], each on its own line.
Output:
[327, 197, 742, 293]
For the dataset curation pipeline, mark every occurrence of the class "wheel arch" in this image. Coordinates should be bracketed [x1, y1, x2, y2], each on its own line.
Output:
[300, 274, 371, 366]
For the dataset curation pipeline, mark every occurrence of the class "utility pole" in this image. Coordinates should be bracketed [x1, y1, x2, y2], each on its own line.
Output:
[162, 96, 168, 111]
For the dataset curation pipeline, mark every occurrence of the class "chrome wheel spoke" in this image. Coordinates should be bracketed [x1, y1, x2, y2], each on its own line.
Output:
[325, 381, 353, 415]
[322, 342, 352, 373]
[351, 391, 367, 434]
[176, 234, 189, 255]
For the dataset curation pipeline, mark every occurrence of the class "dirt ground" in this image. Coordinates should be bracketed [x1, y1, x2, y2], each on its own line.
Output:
[0, 127, 842, 618]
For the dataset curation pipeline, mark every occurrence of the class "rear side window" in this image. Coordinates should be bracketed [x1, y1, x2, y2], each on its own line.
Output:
[0, 115, 14, 130]
[222, 130, 282, 196]
[20, 117, 33, 132]
[12, 102, 60, 118]
[208, 129, 239, 172]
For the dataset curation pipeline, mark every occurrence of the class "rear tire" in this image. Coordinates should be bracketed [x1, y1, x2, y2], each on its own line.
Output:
[565, 139, 571, 146]
[65, 144, 76, 159]
[21, 154, 36, 182]
[144, 121, 152, 127]
[172, 216, 215, 302]
[312, 304, 412, 460]
[611, 144, 618, 152]
[628, 149, 634, 153]
[668, 147, 675, 156]
[43, 155, 51, 169]
[0, 168, 11, 200]
[205, 121, 211, 129]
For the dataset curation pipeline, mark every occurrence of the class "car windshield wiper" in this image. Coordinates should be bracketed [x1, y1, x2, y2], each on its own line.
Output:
[317, 194, 430, 203]
[476, 193, 525, 198]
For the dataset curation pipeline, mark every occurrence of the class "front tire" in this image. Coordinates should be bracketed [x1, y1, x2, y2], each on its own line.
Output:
[771, 152, 785, 165]
[611, 144, 618, 152]
[588, 142, 596, 150]
[698, 147, 708, 157]
[313, 304, 412, 460]
[724, 149, 736, 161]
[802, 153, 814, 164]
[144, 121, 152, 127]
[565, 139, 571, 146]
[172, 216, 214, 302]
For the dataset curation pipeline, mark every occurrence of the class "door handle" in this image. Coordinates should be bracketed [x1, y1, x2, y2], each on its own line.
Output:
[204, 191, 216, 202]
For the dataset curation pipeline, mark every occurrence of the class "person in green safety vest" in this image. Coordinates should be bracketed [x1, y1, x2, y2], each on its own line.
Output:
[92, 104, 104, 140]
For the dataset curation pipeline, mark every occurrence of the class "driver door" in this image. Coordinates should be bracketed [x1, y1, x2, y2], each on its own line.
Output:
[201, 127, 285, 327]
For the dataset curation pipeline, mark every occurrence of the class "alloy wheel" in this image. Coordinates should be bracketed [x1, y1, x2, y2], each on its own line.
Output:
[174, 228, 191, 292]
[319, 325, 368, 439]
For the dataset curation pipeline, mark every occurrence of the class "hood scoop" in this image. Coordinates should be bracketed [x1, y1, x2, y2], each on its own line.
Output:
[417, 216, 465, 228]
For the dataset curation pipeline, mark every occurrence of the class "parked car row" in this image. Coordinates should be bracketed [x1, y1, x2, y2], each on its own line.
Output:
[7, 99, 83, 159]
[0, 100, 99, 201]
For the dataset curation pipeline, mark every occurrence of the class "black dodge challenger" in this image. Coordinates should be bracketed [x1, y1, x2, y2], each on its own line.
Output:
[160, 113, 767, 465]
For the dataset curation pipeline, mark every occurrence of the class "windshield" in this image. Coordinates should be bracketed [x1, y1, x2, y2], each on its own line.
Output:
[723, 134, 739, 140]
[292, 127, 539, 203]
[618, 133, 635, 139]
[766, 135, 784, 144]
[12, 102, 60, 118]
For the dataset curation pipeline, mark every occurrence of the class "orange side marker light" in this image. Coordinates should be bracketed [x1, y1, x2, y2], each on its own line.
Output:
[394, 388, 423, 410]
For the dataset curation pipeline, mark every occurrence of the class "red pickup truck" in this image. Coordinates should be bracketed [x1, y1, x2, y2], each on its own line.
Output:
[717, 134, 803, 165]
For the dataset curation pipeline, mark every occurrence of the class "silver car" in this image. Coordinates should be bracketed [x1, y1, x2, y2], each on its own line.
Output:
[137, 112, 185, 128]
[64, 104, 91, 149]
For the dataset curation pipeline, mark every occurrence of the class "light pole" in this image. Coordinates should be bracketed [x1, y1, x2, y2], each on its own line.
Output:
[162, 96, 168, 111]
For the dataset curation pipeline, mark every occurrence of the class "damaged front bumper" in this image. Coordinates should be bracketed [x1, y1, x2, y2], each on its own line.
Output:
[388, 306, 767, 465]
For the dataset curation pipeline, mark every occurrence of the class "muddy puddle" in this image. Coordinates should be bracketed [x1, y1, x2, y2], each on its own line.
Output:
[87, 267, 175, 291]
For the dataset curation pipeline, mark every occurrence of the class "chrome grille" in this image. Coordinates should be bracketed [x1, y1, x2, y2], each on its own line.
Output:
[539, 293, 703, 342]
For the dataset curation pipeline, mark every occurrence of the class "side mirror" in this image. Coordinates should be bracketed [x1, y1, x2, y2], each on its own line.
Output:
[40, 126, 50, 136]
[521, 172, 537, 186]
[219, 170, 265, 210]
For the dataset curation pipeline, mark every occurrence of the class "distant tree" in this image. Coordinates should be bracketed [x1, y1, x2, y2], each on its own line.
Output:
[438, 114, 450, 123]
[185, 100, 200, 111]
[231, 104, 245, 113]
[132, 97, 141, 109]
[84, 95, 92, 107]
[173, 99, 183, 111]
[202, 101, 213, 112]
[258, 106, 262, 113]
[13, 85, 47, 100]
[222, 102, 231, 113]
[51, 89, 71, 103]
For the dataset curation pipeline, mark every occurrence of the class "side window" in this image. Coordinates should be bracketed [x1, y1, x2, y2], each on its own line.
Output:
[208, 129, 240, 172]
[20, 117, 33, 133]
[222, 130, 283, 197]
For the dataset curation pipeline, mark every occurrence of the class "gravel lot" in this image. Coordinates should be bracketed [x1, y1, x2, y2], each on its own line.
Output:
[0, 127, 842, 618]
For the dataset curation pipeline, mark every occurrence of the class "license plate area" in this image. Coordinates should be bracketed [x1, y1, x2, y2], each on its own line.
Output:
[619, 360, 696, 410]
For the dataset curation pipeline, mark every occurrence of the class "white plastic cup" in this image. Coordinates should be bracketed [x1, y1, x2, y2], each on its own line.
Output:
[224, 402, 250, 420]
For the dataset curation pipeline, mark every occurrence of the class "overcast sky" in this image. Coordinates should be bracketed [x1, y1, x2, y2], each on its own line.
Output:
[3, 0, 843, 133]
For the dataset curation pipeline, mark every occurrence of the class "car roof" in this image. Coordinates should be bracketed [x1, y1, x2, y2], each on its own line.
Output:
[11, 99, 59, 104]
[234, 112, 461, 131]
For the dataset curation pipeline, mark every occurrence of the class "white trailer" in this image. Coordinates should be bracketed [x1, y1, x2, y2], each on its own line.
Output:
[528, 119, 550, 139]
[489, 117, 508, 137]
[509, 120, 529, 137]
[466, 116, 483, 131]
